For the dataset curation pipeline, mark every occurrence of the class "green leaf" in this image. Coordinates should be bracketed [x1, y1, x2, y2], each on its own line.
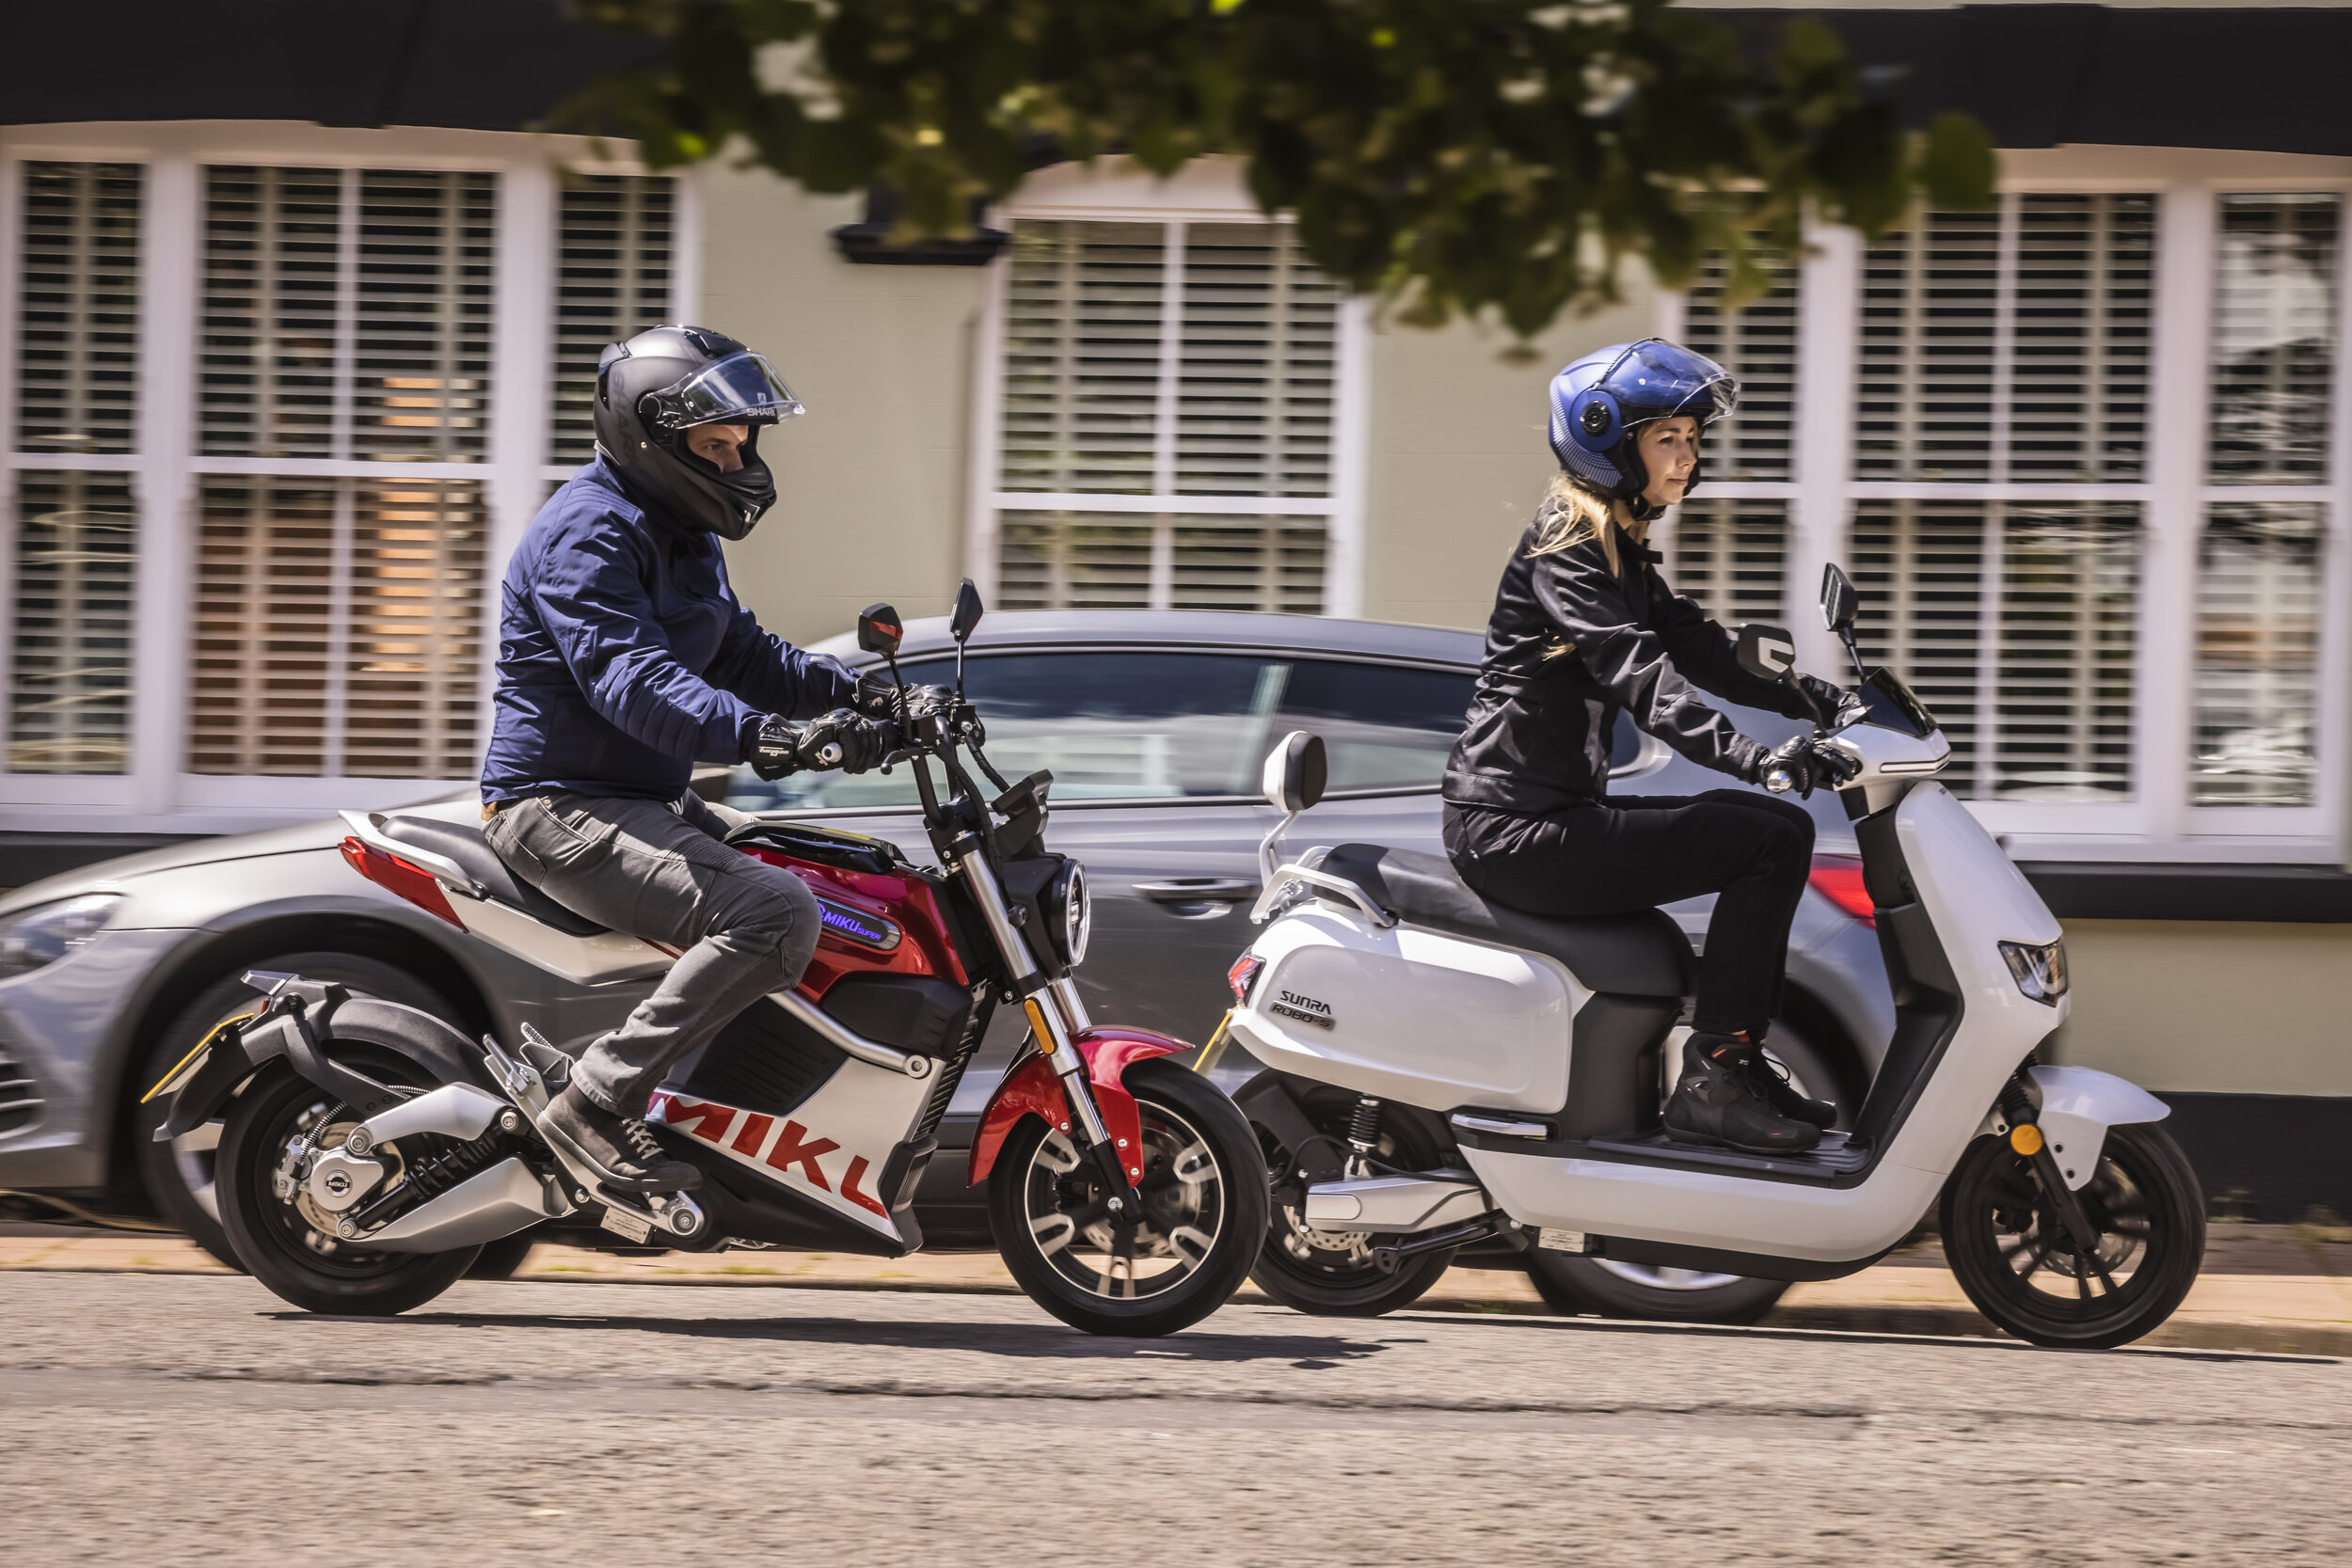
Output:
[1917, 112, 1998, 211]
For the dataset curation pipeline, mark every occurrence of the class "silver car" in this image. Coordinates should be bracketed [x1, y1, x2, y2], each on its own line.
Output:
[0, 610, 1892, 1311]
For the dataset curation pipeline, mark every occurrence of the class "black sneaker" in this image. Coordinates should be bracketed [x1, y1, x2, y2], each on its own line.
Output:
[1746, 1051, 1838, 1131]
[1661, 1036, 1821, 1155]
[540, 1083, 702, 1194]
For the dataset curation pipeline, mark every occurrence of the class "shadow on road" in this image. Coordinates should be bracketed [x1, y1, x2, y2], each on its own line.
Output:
[271, 1310, 1396, 1367]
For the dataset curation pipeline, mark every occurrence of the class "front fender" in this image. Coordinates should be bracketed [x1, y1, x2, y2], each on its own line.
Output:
[966, 1026, 1187, 1186]
[2029, 1065, 2170, 1191]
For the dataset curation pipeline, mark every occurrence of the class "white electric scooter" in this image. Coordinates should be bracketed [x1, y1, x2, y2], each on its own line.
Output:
[1223, 564, 2204, 1349]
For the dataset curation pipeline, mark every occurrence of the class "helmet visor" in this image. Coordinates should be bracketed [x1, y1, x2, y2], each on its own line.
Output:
[1607, 340, 1739, 425]
[661, 352, 804, 429]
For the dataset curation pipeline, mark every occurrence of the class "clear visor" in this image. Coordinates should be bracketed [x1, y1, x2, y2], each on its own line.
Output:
[1609, 340, 1738, 424]
[660, 352, 804, 429]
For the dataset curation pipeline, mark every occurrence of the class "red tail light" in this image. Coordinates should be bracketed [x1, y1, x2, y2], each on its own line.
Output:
[1807, 856, 1875, 927]
[1228, 953, 1263, 1004]
[339, 836, 464, 929]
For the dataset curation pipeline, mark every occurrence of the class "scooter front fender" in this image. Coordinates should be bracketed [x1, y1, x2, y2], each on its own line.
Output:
[966, 1026, 1186, 1186]
[2028, 1065, 2170, 1191]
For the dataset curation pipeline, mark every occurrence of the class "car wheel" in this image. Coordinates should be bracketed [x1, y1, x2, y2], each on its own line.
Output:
[133, 953, 459, 1273]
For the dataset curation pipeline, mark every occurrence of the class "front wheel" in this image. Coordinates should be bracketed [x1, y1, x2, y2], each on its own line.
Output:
[215, 1050, 484, 1316]
[989, 1059, 1269, 1337]
[1939, 1122, 2204, 1350]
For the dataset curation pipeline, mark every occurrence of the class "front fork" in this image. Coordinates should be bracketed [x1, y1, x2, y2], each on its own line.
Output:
[957, 843, 1148, 1222]
[1996, 1065, 2107, 1268]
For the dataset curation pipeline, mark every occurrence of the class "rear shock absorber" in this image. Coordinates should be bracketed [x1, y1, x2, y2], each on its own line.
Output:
[1346, 1097, 1382, 1178]
[346, 1121, 516, 1233]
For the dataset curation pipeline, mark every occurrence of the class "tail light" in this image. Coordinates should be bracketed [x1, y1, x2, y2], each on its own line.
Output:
[339, 836, 464, 929]
[1806, 855, 1874, 927]
[1228, 953, 1263, 1004]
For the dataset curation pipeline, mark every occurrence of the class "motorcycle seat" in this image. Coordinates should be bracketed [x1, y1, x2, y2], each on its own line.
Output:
[1314, 843, 1693, 998]
[379, 815, 613, 939]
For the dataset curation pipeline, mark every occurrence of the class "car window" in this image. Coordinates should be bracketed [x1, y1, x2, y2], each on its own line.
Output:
[724, 649, 1651, 812]
[727, 652, 1288, 811]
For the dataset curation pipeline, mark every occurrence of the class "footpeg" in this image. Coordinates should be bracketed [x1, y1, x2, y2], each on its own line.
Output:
[596, 1189, 706, 1243]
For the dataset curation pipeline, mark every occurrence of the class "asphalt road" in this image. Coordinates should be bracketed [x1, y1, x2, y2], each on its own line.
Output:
[4, 1272, 2345, 1567]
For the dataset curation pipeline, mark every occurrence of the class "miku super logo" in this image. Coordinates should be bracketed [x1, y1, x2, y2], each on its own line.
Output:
[1271, 990, 1335, 1029]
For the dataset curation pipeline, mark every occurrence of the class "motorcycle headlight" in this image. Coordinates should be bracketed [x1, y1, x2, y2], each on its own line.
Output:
[1046, 860, 1091, 968]
[1998, 939, 2068, 1006]
[0, 893, 124, 980]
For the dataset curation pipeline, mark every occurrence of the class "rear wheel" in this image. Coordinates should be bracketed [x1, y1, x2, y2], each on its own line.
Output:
[989, 1059, 1268, 1337]
[133, 954, 457, 1271]
[1246, 1080, 1458, 1317]
[1940, 1122, 2204, 1350]
[215, 1048, 482, 1315]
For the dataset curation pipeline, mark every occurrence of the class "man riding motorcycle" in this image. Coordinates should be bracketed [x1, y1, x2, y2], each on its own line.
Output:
[479, 325, 920, 1196]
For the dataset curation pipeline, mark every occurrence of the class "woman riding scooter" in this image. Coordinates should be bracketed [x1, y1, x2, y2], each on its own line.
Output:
[1441, 339, 1861, 1157]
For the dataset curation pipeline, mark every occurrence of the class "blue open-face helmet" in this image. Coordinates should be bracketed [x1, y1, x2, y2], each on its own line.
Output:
[1547, 339, 1739, 516]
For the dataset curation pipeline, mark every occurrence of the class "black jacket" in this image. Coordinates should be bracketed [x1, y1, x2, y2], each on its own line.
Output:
[1442, 519, 1826, 816]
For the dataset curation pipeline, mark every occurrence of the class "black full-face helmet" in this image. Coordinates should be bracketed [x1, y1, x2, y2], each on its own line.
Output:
[594, 325, 804, 540]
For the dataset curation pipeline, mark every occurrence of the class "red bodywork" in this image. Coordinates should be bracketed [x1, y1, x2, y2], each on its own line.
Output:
[967, 1026, 1186, 1187]
[731, 846, 970, 1002]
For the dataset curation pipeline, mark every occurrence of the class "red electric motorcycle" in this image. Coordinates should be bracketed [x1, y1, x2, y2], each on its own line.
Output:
[150, 583, 1268, 1336]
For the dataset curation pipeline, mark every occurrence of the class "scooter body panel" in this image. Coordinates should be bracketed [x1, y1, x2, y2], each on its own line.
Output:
[1232, 907, 1581, 1115]
[2027, 1064, 2169, 1191]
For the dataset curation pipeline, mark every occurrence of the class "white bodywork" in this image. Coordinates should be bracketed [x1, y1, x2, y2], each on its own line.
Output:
[2027, 1064, 2171, 1191]
[1231, 709, 2121, 1266]
[1300, 1172, 1486, 1232]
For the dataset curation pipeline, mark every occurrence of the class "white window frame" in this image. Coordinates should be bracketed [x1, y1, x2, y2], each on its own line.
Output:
[963, 156, 1373, 618]
[1675, 146, 2352, 865]
[0, 122, 698, 835]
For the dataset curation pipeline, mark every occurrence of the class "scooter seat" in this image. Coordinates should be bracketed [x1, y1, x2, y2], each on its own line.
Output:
[378, 815, 613, 939]
[1315, 843, 1693, 998]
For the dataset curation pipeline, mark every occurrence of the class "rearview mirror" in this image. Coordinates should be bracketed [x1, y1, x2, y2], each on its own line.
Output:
[1735, 623, 1798, 684]
[1820, 564, 1858, 634]
[856, 602, 903, 657]
[1262, 731, 1327, 814]
[949, 578, 983, 643]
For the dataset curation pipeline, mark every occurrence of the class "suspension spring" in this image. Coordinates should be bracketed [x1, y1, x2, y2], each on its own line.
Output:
[346, 1124, 513, 1232]
[1346, 1097, 1382, 1172]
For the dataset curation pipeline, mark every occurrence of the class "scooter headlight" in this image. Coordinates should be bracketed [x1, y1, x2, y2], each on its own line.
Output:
[1998, 939, 2068, 1006]
[1046, 860, 1091, 967]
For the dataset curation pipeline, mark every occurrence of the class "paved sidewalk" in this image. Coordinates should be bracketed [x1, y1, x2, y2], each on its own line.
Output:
[5, 1221, 2346, 1354]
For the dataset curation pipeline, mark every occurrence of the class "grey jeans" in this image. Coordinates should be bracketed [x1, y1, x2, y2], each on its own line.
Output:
[482, 790, 820, 1117]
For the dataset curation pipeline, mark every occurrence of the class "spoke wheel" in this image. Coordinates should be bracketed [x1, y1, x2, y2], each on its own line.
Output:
[1940, 1123, 2204, 1350]
[215, 1051, 483, 1316]
[989, 1059, 1267, 1337]
[1245, 1079, 1457, 1318]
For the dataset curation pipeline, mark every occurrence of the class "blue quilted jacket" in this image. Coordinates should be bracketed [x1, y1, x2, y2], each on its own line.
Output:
[479, 458, 856, 803]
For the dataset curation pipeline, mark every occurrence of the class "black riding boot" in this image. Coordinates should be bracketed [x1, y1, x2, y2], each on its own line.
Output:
[540, 1082, 702, 1194]
[1747, 1046, 1838, 1130]
[1661, 1035, 1820, 1155]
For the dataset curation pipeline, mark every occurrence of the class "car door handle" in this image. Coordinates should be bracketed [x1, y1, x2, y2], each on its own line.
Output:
[1133, 878, 1260, 904]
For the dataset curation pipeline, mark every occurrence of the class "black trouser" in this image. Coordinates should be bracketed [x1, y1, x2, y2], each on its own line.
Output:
[1442, 792, 1816, 1038]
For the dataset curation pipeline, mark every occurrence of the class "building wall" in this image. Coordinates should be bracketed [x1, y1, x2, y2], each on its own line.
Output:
[1359, 291, 1659, 632]
[2051, 918, 2352, 1095]
[699, 166, 987, 646]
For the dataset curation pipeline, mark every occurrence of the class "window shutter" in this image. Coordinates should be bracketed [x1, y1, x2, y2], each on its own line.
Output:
[16, 163, 141, 455]
[990, 217, 1343, 612]
[1680, 244, 1798, 483]
[999, 220, 1166, 495]
[199, 166, 494, 462]
[1857, 197, 2155, 483]
[551, 174, 675, 466]
[2194, 503, 2323, 805]
[8, 472, 136, 774]
[189, 479, 486, 778]
[1669, 500, 1788, 626]
[1175, 223, 1337, 497]
[2209, 195, 2338, 483]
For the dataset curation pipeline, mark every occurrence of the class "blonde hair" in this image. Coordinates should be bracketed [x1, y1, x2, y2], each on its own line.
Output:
[1528, 472, 1648, 574]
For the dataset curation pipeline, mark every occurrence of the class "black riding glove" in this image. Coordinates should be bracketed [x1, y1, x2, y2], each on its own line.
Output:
[748, 709, 895, 780]
[1752, 735, 1862, 799]
[1790, 673, 1848, 725]
[853, 672, 956, 721]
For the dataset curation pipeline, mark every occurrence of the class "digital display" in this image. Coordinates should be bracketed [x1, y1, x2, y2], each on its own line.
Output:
[816, 897, 900, 952]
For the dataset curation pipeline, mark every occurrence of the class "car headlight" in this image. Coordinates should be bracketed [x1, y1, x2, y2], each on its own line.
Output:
[1046, 860, 1091, 968]
[1998, 939, 2068, 1006]
[0, 893, 124, 979]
